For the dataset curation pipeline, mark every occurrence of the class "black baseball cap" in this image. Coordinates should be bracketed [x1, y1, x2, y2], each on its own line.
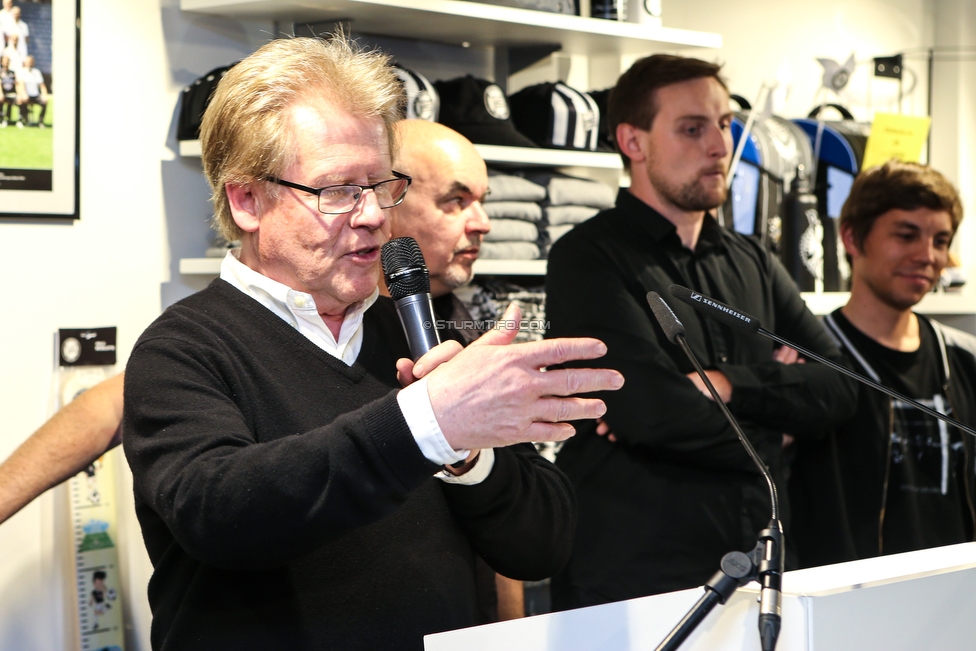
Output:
[434, 75, 538, 148]
[393, 65, 440, 122]
[177, 63, 237, 141]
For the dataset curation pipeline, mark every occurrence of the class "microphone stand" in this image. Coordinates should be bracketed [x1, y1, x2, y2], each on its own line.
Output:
[646, 293, 784, 651]
[667, 283, 976, 440]
[756, 326, 976, 438]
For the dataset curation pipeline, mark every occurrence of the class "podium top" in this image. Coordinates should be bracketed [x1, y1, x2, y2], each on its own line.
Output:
[425, 542, 976, 651]
[782, 540, 976, 596]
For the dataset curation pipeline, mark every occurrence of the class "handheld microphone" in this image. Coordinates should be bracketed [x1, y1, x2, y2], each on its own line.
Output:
[667, 284, 976, 439]
[381, 237, 441, 361]
[646, 292, 783, 651]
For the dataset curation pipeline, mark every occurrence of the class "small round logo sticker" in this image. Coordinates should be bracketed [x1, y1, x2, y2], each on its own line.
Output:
[484, 85, 510, 121]
[62, 337, 82, 364]
[412, 91, 434, 121]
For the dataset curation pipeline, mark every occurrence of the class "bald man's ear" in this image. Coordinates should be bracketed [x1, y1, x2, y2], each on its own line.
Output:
[616, 123, 646, 165]
[225, 182, 261, 233]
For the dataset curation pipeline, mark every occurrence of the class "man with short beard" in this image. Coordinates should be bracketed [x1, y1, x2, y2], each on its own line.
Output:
[544, 54, 857, 608]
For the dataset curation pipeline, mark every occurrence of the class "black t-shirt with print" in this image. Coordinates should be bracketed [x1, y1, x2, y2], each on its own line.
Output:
[833, 311, 970, 554]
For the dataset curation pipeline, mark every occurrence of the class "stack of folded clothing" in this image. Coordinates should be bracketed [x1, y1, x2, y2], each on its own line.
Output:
[456, 277, 560, 464]
[481, 169, 548, 260]
[526, 171, 617, 253]
[457, 277, 547, 344]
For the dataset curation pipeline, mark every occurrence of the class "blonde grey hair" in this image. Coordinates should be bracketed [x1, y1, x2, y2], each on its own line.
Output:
[200, 34, 403, 241]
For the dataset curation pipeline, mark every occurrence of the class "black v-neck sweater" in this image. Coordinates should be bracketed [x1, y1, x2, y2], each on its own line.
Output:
[123, 280, 574, 650]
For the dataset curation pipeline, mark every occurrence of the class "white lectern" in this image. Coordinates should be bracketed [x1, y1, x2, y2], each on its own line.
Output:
[425, 542, 976, 651]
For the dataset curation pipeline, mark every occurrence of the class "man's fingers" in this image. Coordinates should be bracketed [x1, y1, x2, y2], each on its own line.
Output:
[525, 421, 578, 443]
[396, 358, 416, 387]
[772, 345, 800, 364]
[412, 340, 463, 378]
[538, 367, 624, 397]
[471, 303, 521, 347]
[533, 396, 607, 424]
[517, 337, 611, 368]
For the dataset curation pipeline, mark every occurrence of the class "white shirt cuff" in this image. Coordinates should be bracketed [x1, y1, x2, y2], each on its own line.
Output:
[436, 448, 495, 485]
[397, 377, 467, 465]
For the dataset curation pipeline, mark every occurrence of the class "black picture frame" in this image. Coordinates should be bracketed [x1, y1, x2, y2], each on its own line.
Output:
[0, 0, 80, 220]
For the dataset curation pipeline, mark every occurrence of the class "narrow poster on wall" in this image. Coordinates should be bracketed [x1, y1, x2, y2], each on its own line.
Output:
[70, 452, 124, 651]
[58, 328, 124, 651]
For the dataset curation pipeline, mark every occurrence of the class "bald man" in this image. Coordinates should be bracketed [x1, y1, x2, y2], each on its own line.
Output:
[389, 120, 530, 620]
[388, 120, 491, 342]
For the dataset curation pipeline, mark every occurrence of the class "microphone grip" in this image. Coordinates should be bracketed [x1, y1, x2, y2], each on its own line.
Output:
[757, 520, 784, 651]
[759, 611, 781, 651]
[394, 293, 441, 361]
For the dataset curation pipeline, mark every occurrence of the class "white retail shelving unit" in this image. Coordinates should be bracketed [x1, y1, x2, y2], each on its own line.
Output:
[179, 0, 721, 55]
[177, 0, 716, 276]
[175, 253, 976, 318]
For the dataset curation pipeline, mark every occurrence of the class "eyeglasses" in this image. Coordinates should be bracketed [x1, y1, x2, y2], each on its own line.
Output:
[266, 170, 412, 215]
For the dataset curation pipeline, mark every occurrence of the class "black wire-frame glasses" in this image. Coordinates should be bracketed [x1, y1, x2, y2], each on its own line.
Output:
[265, 170, 412, 215]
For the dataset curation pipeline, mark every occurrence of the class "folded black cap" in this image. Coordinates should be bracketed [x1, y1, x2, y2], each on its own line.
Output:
[434, 75, 538, 148]
[587, 87, 616, 152]
[508, 82, 602, 151]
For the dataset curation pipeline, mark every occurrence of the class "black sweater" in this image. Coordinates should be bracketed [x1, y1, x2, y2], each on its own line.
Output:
[122, 280, 575, 650]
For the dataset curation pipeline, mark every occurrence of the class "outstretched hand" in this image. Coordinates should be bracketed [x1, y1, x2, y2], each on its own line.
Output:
[413, 304, 623, 450]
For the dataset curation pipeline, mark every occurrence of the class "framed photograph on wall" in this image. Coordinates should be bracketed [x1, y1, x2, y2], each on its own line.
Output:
[0, 0, 79, 220]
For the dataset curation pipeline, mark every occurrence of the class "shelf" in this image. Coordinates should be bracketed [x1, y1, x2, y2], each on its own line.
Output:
[473, 259, 546, 275]
[179, 140, 201, 157]
[475, 145, 621, 168]
[180, 0, 721, 56]
[179, 257, 546, 276]
[802, 291, 976, 316]
[179, 140, 622, 169]
[179, 259, 976, 316]
[180, 257, 222, 274]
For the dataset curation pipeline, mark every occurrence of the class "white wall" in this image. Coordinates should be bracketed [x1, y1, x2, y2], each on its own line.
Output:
[665, 0, 933, 121]
[929, 0, 976, 269]
[0, 1, 971, 649]
[664, 0, 976, 270]
[0, 1, 269, 649]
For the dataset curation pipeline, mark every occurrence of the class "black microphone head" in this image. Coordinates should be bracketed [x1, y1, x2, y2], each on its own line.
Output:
[668, 284, 761, 334]
[646, 292, 685, 344]
[381, 237, 431, 301]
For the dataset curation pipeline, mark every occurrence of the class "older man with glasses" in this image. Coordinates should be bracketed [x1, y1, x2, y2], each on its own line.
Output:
[122, 35, 622, 651]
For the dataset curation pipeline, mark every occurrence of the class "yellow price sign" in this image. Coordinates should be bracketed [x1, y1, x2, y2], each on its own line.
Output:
[861, 113, 931, 170]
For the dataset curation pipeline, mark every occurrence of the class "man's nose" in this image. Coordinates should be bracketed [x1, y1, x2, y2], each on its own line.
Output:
[467, 200, 491, 235]
[349, 189, 387, 231]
